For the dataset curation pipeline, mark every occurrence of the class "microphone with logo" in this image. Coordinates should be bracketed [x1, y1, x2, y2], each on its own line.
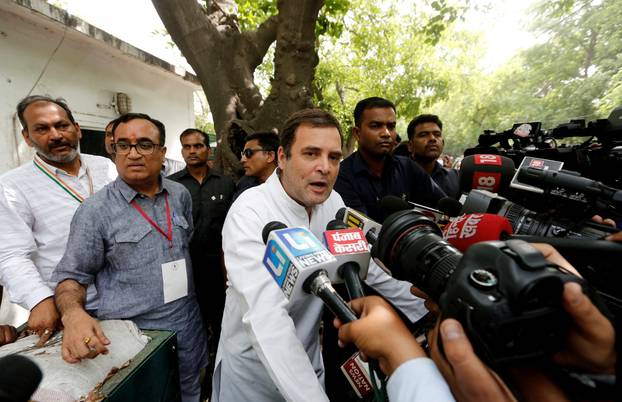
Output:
[323, 219, 370, 300]
[459, 154, 516, 196]
[261, 222, 357, 323]
[442, 213, 514, 252]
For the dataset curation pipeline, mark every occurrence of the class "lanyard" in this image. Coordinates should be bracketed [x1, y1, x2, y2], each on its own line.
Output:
[131, 193, 172, 248]
[33, 154, 93, 203]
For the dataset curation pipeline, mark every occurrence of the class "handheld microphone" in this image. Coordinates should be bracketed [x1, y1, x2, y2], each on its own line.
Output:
[0, 355, 42, 402]
[336, 207, 381, 244]
[442, 213, 514, 252]
[324, 219, 369, 299]
[262, 221, 357, 323]
[459, 154, 516, 195]
[380, 196, 449, 225]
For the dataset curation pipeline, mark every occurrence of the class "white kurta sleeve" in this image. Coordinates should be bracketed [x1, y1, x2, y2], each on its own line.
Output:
[0, 184, 53, 310]
[387, 358, 455, 402]
[364, 259, 428, 323]
[222, 207, 329, 402]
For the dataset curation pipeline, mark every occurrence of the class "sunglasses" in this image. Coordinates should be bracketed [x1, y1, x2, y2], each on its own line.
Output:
[241, 148, 270, 158]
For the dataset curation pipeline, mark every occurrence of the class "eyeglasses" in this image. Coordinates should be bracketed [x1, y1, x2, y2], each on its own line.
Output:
[112, 141, 161, 155]
[241, 148, 270, 158]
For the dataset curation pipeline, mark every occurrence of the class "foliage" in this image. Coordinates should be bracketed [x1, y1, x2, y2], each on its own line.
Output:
[431, 0, 622, 156]
[314, 0, 470, 145]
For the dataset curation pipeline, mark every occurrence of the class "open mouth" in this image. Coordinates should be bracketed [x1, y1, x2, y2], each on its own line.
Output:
[309, 181, 328, 193]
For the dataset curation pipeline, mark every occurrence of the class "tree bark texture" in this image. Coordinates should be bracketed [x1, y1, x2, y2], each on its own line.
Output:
[152, 0, 324, 176]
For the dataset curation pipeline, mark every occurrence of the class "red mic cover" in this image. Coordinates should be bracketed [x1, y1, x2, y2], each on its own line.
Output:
[459, 154, 515, 195]
[443, 213, 513, 252]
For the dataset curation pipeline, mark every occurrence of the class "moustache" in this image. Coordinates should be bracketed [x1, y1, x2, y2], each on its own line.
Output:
[49, 140, 77, 150]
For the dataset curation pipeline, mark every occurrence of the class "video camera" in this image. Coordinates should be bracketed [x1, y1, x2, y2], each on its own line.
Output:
[466, 106, 622, 188]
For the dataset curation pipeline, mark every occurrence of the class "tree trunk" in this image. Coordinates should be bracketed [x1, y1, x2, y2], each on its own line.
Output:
[152, 0, 324, 177]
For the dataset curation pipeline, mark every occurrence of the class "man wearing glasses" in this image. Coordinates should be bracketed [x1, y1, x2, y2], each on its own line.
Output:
[233, 131, 279, 201]
[169, 128, 235, 397]
[53, 113, 207, 402]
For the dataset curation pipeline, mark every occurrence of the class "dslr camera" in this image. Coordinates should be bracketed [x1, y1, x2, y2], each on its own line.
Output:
[372, 210, 579, 366]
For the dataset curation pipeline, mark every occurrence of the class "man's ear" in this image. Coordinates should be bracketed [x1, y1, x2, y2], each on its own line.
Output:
[277, 146, 286, 169]
[75, 122, 82, 141]
[21, 129, 33, 147]
[407, 140, 413, 154]
[352, 126, 360, 143]
[266, 150, 276, 164]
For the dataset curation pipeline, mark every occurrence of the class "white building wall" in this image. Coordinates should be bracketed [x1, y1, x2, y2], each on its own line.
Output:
[0, 2, 198, 174]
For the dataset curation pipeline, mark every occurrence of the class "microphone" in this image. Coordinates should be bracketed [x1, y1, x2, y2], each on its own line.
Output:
[443, 213, 513, 252]
[336, 207, 382, 244]
[323, 219, 369, 299]
[459, 154, 516, 195]
[0, 355, 42, 402]
[517, 166, 622, 211]
[437, 197, 463, 218]
[262, 222, 357, 323]
[380, 196, 448, 225]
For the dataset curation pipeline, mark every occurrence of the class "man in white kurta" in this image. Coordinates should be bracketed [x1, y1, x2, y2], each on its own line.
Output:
[211, 109, 428, 402]
[0, 96, 116, 341]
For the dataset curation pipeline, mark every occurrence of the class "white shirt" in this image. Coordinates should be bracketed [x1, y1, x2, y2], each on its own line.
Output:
[387, 358, 455, 402]
[211, 171, 428, 402]
[0, 154, 116, 310]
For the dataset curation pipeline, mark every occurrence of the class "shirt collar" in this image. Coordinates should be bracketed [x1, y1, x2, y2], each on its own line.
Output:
[115, 174, 168, 203]
[175, 166, 220, 180]
[34, 153, 86, 177]
[266, 169, 318, 220]
[351, 151, 396, 175]
[430, 162, 446, 178]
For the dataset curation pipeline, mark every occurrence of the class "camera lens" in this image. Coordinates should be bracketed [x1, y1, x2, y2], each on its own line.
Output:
[373, 211, 462, 300]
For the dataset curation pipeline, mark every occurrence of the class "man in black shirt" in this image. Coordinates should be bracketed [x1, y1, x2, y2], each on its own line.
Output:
[329, 98, 444, 402]
[168, 128, 235, 396]
[334, 97, 446, 222]
[232, 131, 279, 202]
[407, 114, 461, 200]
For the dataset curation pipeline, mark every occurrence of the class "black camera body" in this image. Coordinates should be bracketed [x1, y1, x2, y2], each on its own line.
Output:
[373, 210, 577, 366]
[440, 240, 570, 365]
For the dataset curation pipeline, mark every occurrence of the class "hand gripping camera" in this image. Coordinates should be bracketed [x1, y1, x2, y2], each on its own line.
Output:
[372, 210, 579, 366]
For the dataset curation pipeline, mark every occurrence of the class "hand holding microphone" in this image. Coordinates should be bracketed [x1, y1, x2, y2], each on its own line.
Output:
[333, 296, 426, 376]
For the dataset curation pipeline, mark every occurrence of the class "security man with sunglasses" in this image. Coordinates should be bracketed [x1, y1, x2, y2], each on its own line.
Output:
[233, 131, 279, 202]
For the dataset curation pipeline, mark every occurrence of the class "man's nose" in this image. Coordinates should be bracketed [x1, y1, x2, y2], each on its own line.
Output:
[316, 156, 330, 174]
[128, 145, 141, 158]
[49, 127, 63, 140]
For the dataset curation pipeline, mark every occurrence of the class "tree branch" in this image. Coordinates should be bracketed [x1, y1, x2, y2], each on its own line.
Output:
[242, 15, 279, 70]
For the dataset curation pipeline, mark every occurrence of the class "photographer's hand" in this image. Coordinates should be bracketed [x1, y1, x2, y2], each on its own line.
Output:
[605, 231, 622, 242]
[554, 282, 616, 373]
[334, 296, 426, 376]
[530, 243, 616, 372]
[428, 319, 518, 402]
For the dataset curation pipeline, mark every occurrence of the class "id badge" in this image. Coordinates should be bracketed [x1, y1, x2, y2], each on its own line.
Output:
[162, 259, 188, 303]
